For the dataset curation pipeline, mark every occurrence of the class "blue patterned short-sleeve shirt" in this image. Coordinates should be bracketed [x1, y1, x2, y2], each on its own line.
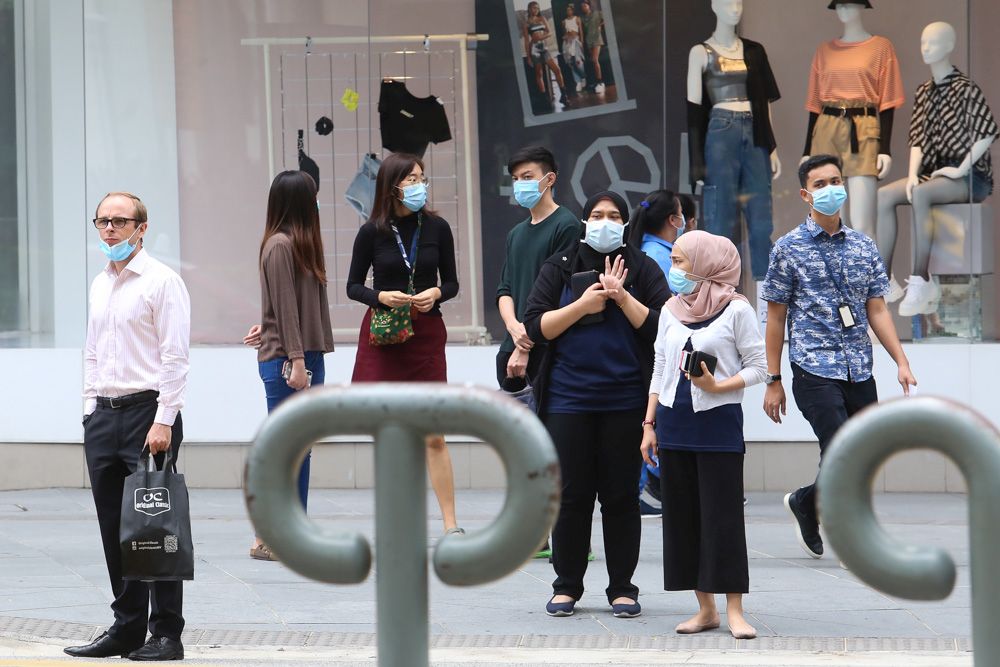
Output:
[761, 217, 889, 382]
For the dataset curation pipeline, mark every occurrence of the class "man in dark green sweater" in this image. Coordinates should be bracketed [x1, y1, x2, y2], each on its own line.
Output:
[496, 146, 581, 386]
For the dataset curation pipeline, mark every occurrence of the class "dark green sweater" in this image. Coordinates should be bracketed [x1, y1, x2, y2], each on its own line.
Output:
[496, 206, 581, 352]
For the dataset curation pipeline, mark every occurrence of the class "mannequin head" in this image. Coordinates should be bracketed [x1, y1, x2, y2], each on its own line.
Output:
[835, 4, 864, 24]
[921, 22, 956, 65]
[711, 0, 743, 27]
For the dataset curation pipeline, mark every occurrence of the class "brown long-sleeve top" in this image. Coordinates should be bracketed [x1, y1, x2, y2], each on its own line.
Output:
[257, 233, 334, 362]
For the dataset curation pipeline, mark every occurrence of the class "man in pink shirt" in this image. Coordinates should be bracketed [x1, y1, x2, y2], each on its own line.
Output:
[65, 192, 190, 662]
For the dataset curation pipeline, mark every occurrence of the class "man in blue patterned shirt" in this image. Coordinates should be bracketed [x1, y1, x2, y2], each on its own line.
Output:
[761, 155, 917, 559]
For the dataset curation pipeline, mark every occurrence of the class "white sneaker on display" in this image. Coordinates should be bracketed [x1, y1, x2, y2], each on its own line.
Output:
[886, 276, 905, 303]
[594, 82, 606, 94]
[898, 275, 941, 317]
[576, 80, 585, 92]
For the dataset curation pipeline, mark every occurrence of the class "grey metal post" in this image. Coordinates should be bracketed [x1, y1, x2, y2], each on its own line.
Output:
[244, 384, 560, 667]
[375, 423, 428, 665]
[818, 396, 1000, 665]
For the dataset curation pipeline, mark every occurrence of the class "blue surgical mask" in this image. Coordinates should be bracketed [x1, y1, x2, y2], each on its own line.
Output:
[398, 182, 427, 212]
[668, 266, 698, 295]
[98, 225, 142, 262]
[512, 173, 552, 209]
[671, 214, 686, 239]
[810, 184, 848, 217]
[583, 219, 627, 253]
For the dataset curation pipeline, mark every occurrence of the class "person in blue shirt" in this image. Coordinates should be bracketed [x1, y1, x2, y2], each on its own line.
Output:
[632, 190, 687, 280]
[629, 190, 687, 518]
[761, 154, 917, 560]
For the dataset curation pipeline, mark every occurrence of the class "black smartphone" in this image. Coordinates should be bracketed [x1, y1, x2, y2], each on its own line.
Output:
[679, 350, 718, 377]
[570, 270, 604, 325]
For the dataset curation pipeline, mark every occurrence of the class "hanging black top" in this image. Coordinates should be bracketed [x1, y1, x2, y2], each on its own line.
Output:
[378, 80, 452, 158]
[297, 129, 321, 191]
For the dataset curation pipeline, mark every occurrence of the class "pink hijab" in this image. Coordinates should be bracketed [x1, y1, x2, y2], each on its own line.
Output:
[665, 230, 749, 324]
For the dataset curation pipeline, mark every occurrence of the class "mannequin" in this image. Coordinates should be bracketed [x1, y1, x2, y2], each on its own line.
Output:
[800, 0, 904, 240]
[876, 21, 998, 316]
[687, 0, 781, 280]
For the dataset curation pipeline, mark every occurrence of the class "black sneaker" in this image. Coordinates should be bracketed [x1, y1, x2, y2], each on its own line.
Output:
[783, 492, 823, 558]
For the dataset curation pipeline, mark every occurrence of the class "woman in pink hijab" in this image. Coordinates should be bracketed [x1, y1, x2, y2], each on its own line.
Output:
[639, 230, 767, 640]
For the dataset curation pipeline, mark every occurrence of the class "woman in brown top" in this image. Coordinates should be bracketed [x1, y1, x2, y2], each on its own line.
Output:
[244, 170, 334, 560]
[346, 152, 463, 535]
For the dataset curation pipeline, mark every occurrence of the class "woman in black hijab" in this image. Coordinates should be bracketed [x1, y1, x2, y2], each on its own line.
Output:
[523, 191, 671, 619]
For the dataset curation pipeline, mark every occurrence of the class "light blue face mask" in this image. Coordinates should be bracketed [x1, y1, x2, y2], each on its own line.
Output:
[668, 266, 699, 295]
[99, 225, 142, 262]
[583, 219, 627, 254]
[672, 213, 686, 239]
[810, 184, 848, 217]
[512, 173, 553, 209]
[398, 182, 428, 212]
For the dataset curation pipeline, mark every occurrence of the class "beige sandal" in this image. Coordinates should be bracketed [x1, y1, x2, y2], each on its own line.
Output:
[249, 544, 279, 561]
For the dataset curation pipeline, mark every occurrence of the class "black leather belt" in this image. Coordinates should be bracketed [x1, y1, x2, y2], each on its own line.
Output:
[822, 105, 877, 154]
[96, 390, 159, 409]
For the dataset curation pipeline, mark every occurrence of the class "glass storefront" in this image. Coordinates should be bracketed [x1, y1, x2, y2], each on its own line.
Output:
[1, 0, 998, 348]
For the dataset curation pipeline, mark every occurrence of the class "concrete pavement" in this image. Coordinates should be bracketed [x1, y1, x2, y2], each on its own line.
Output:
[0, 488, 973, 664]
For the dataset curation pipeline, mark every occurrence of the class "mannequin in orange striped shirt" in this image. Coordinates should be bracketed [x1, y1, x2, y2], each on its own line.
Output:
[799, 1, 904, 241]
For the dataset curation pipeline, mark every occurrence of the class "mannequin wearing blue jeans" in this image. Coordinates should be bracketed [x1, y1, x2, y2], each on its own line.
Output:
[258, 351, 326, 508]
[703, 109, 774, 279]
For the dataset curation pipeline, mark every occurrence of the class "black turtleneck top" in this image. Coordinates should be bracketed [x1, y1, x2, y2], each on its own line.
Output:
[346, 211, 459, 315]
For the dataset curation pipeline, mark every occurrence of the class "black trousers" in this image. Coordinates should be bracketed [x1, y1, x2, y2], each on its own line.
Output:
[659, 449, 748, 593]
[84, 400, 185, 643]
[543, 409, 643, 603]
[790, 363, 878, 523]
[495, 346, 544, 387]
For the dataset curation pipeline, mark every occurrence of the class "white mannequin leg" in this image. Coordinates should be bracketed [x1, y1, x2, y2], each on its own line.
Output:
[847, 175, 878, 240]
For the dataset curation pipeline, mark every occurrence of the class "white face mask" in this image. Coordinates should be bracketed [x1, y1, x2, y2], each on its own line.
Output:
[582, 219, 627, 253]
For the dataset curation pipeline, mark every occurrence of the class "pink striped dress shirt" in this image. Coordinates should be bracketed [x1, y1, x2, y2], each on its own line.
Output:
[83, 249, 191, 426]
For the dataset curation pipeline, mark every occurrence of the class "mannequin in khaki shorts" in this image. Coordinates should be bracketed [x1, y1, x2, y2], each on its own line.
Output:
[800, 0, 904, 241]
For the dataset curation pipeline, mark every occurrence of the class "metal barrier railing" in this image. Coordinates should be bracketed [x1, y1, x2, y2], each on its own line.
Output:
[819, 396, 1000, 665]
[243, 383, 560, 667]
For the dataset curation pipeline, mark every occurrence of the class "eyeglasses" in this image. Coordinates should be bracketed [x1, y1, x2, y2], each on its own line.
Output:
[93, 217, 139, 230]
[399, 175, 430, 187]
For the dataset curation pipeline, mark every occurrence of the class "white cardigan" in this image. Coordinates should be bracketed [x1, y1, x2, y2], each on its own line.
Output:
[650, 299, 767, 412]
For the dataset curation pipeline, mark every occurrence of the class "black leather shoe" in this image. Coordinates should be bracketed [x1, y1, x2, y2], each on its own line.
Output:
[64, 631, 144, 658]
[127, 636, 184, 661]
[784, 492, 824, 558]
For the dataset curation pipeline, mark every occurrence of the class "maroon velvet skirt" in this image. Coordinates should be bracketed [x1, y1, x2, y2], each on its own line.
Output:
[352, 308, 448, 382]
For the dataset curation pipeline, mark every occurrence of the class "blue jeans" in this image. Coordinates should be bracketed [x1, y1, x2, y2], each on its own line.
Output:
[258, 351, 326, 510]
[703, 108, 774, 279]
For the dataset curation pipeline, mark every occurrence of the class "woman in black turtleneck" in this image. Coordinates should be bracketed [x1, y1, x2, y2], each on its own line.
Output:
[346, 151, 462, 536]
[523, 191, 670, 619]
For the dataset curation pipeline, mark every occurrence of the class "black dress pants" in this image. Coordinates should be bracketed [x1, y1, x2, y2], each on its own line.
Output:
[84, 400, 185, 643]
[543, 409, 643, 603]
[790, 363, 878, 524]
[659, 449, 748, 593]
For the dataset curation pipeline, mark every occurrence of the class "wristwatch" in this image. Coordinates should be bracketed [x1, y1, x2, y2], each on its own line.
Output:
[765, 373, 782, 385]
[641, 419, 656, 429]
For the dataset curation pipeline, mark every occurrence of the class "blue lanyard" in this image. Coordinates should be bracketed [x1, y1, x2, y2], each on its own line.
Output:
[391, 214, 422, 275]
[814, 232, 850, 303]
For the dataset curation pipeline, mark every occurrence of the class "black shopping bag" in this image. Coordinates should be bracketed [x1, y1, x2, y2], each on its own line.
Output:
[120, 446, 194, 581]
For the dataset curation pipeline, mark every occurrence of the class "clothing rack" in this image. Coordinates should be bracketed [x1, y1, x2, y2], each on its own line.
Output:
[242, 33, 490, 340]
